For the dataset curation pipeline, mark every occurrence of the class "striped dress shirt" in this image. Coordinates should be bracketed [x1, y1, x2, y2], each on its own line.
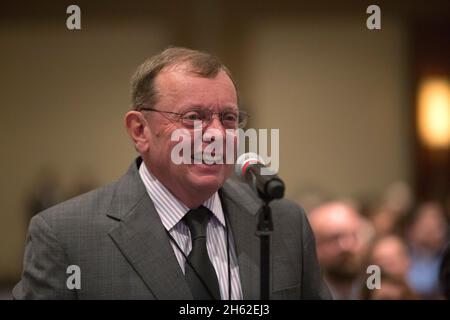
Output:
[139, 163, 243, 300]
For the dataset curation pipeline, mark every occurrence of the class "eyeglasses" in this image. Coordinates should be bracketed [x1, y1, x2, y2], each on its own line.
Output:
[138, 107, 249, 129]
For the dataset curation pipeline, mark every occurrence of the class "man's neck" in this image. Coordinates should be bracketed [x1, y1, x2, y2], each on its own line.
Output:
[142, 161, 216, 209]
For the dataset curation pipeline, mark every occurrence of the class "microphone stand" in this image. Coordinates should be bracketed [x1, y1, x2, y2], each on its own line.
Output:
[255, 196, 274, 300]
[239, 158, 284, 300]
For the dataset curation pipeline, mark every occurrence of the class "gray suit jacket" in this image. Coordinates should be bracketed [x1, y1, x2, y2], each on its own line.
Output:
[13, 158, 331, 299]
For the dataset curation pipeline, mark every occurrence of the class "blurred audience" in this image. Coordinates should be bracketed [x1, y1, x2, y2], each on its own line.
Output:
[368, 181, 413, 237]
[360, 273, 419, 300]
[368, 235, 411, 281]
[308, 201, 374, 299]
[382, 181, 414, 216]
[361, 234, 418, 299]
[406, 201, 449, 299]
[369, 206, 404, 237]
[440, 242, 450, 299]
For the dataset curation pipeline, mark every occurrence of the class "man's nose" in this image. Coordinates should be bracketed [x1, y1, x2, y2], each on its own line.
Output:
[338, 234, 358, 252]
[202, 116, 226, 148]
[207, 115, 225, 131]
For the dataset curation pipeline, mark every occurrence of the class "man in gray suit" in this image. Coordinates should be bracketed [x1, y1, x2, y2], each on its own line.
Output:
[13, 47, 331, 300]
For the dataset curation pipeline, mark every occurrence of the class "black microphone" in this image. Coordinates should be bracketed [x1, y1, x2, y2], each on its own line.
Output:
[235, 153, 285, 201]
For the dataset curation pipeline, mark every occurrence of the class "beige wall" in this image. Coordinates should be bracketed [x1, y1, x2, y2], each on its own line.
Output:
[0, 18, 170, 280]
[243, 16, 411, 200]
[0, 12, 412, 281]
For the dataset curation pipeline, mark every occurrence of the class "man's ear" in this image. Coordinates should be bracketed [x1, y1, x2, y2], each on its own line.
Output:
[124, 111, 150, 153]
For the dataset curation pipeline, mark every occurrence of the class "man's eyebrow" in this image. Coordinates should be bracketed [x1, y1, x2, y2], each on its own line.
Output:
[179, 104, 239, 112]
[180, 104, 203, 110]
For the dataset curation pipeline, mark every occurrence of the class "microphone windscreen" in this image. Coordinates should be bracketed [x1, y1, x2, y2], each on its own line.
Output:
[235, 153, 265, 177]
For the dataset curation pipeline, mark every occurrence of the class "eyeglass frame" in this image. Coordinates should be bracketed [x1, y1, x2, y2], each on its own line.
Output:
[137, 107, 249, 129]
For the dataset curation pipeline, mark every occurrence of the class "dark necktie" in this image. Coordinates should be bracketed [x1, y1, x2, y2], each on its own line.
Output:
[183, 206, 221, 300]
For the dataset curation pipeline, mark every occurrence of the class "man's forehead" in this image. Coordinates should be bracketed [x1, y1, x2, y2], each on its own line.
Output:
[156, 66, 234, 91]
[311, 206, 361, 230]
[154, 69, 237, 111]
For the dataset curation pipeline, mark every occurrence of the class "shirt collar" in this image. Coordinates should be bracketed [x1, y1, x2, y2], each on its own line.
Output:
[138, 162, 226, 231]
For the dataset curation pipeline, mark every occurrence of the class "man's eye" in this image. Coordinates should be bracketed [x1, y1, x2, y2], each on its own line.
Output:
[223, 113, 238, 122]
[183, 111, 202, 121]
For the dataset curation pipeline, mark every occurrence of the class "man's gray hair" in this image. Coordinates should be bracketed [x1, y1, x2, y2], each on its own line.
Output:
[130, 47, 237, 110]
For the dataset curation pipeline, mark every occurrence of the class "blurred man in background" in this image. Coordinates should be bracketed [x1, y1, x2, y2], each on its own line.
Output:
[308, 201, 374, 299]
[407, 201, 449, 299]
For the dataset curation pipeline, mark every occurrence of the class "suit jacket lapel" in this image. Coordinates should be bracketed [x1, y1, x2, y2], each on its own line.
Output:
[107, 158, 192, 300]
[220, 180, 262, 300]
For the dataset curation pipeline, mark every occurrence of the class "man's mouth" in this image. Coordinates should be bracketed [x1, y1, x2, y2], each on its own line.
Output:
[192, 152, 224, 164]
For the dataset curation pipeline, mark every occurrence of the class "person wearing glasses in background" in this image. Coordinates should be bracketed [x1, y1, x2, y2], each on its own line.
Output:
[13, 47, 331, 300]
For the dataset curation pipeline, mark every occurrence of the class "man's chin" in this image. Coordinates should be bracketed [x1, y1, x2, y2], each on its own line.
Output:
[191, 175, 223, 191]
[187, 169, 228, 191]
